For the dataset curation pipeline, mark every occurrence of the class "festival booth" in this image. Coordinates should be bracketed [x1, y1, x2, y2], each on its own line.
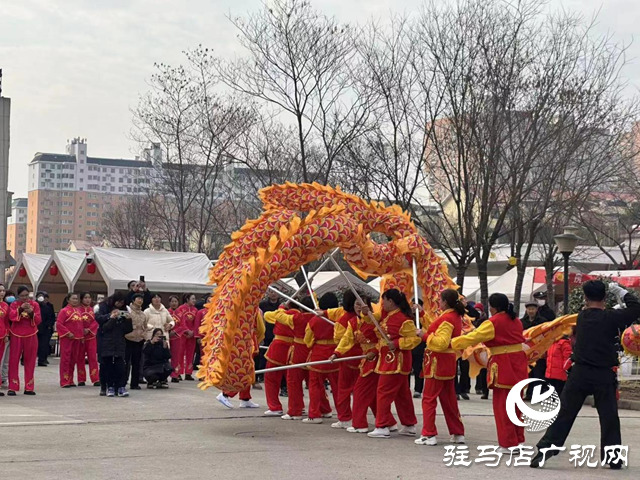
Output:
[6, 253, 51, 293]
[467, 266, 542, 313]
[90, 247, 214, 297]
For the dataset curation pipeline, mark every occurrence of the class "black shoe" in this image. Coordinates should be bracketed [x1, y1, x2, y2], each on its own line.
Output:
[530, 448, 559, 468]
[93, 382, 101, 387]
[185, 374, 194, 381]
[147, 383, 155, 389]
[62, 385, 73, 389]
[24, 391, 36, 396]
[475, 389, 482, 395]
[131, 386, 141, 390]
[8, 390, 16, 396]
[0, 391, 4, 396]
[481, 393, 489, 399]
[171, 378, 180, 383]
[38, 362, 48, 367]
[461, 393, 470, 400]
[69, 384, 77, 388]
[99, 390, 107, 396]
[192, 364, 199, 371]
[45, 359, 50, 365]
[279, 389, 288, 397]
[139, 380, 147, 385]
[78, 382, 86, 386]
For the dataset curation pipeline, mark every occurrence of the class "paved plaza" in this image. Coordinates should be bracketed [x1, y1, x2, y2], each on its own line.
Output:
[1, 358, 638, 479]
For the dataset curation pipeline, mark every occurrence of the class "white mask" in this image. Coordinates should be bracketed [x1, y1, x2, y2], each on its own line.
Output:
[37, 296, 45, 302]
[536, 299, 545, 306]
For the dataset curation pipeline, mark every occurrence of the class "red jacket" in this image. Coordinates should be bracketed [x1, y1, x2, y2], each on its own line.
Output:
[545, 338, 572, 381]
[305, 315, 338, 372]
[81, 305, 99, 338]
[9, 299, 42, 338]
[57, 305, 85, 339]
[484, 313, 528, 389]
[264, 307, 295, 366]
[173, 304, 197, 337]
[422, 309, 462, 380]
[373, 309, 421, 375]
[0, 302, 8, 340]
[194, 308, 206, 339]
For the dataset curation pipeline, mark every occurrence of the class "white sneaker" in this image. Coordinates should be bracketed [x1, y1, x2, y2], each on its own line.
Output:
[239, 400, 260, 408]
[216, 393, 234, 409]
[331, 420, 352, 429]
[415, 436, 438, 446]
[497, 447, 512, 454]
[389, 424, 398, 432]
[321, 413, 333, 419]
[346, 426, 369, 433]
[281, 414, 303, 420]
[302, 417, 322, 424]
[450, 435, 465, 444]
[367, 427, 391, 438]
[264, 410, 284, 416]
[398, 425, 417, 436]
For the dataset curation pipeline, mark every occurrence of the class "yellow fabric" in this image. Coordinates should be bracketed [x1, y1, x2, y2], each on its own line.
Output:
[335, 323, 355, 355]
[326, 307, 345, 322]
[304, 324, 314, 348]
[489, 344, 523, 355]
[333, 322, 347, 344]
[397, 319, 421, 350]
[315, 339, 337, 345]
[255, 311, 266, 345]
[274, 335, 294, 343]
[294, 338, 306, 344]
[451, 321, 495, 350]
[426, 321, 454, 352]
[264, 310, 294, 329]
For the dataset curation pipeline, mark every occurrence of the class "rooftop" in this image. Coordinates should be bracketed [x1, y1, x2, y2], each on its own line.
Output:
[11, 197, 28, 208]
[30, 152, 152, 168]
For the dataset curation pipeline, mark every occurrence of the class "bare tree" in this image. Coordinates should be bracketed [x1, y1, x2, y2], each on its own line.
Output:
[101, 195, 155, 250]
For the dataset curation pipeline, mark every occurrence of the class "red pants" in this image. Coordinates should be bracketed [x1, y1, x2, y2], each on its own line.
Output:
[421, 378, 464, 437]
[286, 367, 309, 416]
[183, 337, 197, 375]
[264, 362, 285, 411]
[224, 386, 251, 401]
[336, 364, 359, 421]
[0, 340, 5, 371]
[375, 373, 417, 428]
[308, 370, 339, 419]
[59, 337, 83, 387]
[493, 387, 525, 447]
[9, 334, 38, 392]
[351, 373, 378, 429]
[78, 337, 99, 384]
[170, 336, 185, 378]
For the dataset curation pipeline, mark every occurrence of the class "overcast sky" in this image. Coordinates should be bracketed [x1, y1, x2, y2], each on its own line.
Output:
[1, 0, 638, 198]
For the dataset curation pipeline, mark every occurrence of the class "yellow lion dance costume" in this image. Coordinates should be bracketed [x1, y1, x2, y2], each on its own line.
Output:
[197, 183, 581, 392]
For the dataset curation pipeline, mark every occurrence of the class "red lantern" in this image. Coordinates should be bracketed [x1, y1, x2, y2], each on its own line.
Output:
[18, 266, 27, 277]
[87, 263, 96, 275]
[50, 264, 59, 276]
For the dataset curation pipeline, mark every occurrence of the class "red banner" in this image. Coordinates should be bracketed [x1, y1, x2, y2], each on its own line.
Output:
[533, 268, 640, 288]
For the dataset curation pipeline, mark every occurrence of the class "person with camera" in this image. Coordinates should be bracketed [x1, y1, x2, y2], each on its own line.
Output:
[8, 285, 41, 396]
[143, 328, 173, 388]
[125, 293, 149, 390]
[98, 293, 133, 397]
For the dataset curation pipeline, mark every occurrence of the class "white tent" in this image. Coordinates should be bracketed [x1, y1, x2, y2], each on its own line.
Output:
[91, 247, 213, 295]
[467, 267, 543, 310]
[313, 271, 379, 299]
[7, 253, 51, 292]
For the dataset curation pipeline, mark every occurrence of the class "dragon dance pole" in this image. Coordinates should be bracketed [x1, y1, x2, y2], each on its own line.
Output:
[412, 257, 421, 328]
[327, 256, 393, 346]
[300, 265, 319, 309]
[254, 355, 368, 375]
[267, 285, 335, 326]
[290, 248, 339, 299]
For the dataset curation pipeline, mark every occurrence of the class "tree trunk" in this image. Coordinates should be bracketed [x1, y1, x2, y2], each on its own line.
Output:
[455, 265, 468, 292]
[477, 256, 490, 307]
[512, 258, 525, 317]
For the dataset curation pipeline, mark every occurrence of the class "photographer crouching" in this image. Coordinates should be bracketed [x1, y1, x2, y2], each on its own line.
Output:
[96, 293, 133, 397]
[143, 328, 172, 389]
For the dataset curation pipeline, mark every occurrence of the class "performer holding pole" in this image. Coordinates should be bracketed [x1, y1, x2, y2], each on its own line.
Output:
[412, 258, 421, 329]
[268, 286, 334, 327]
[414, 289, 465, 446]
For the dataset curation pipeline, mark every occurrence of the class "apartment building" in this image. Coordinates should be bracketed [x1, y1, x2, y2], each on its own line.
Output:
[7, 197, 28, 260]
[27, 138, 157, 253]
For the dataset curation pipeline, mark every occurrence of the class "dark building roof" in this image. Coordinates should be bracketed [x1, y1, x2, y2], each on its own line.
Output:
[30, 152, 151, 168]
[12, 198, 28, 208]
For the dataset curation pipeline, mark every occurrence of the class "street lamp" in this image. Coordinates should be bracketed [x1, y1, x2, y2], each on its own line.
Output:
[554, 226, 582, 314]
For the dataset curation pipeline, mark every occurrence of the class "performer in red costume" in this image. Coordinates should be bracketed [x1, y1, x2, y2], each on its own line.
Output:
[8, 285, 42, 395]
[362, 288, 421, 439]
[217, 310, 265, 408]
[451, 292, 528, 451]
[0, 285, 8, 397]
[168, 295, 186, 382]
[302, 292, 341, 424]
[330, 295, 380, 433]
[57, 293, 85, 388]
[78, 292, 100, 386]
[415, 288, 465, 446]
[175, 293, 198, 381]
[323, 290, 362, 429]
[264, 297, 315, 420]
[262, 296, 295, 416]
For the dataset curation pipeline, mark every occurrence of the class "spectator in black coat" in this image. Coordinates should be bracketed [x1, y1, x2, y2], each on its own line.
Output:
[143, 328, 173, 388]
[96, 292, 132, 397]
[533, 291, 556, 322]
[36, 292, 56, 367]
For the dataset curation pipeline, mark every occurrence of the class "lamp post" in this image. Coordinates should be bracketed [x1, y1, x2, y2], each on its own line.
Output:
[554, 226, 582, 314]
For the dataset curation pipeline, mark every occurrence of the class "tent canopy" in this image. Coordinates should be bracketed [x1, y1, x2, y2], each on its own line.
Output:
[91, 247, 213, 295]
[7, 253, 51, 292]
[467, 267, 543, 307]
